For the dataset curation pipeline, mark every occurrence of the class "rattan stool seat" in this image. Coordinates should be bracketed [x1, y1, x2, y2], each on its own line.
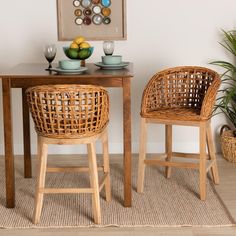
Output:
[26, 84, 111, 224]
[137, 66, 221, 201]
[143, 107, 202, 121]
[26, 84, 109, 139]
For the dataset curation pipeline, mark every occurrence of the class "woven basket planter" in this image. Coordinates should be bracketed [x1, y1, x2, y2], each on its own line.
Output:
[220, 125, 236, 162]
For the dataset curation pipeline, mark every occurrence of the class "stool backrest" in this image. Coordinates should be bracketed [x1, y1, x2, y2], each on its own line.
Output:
[141, 66, 220, 119]
[26, 84, 109, 138]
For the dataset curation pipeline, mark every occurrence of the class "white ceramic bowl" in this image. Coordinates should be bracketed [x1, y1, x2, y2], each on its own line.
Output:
[102, 55, 122, 65]
[59, 60, 81, 70]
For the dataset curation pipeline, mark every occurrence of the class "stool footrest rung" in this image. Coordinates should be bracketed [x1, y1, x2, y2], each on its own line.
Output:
[46, 166, 104, 173]
[144, 159, 199, 169]
[172, 152, 210, 160]
[39, 188, 94, 194]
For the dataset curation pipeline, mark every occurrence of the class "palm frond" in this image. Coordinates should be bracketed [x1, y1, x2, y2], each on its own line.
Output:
[211, 29, 236, 128]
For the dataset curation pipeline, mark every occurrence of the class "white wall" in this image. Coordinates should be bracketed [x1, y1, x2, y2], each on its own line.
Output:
[0, 0, 235, 155]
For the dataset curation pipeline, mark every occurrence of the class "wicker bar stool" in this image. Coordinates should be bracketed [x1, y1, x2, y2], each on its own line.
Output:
[137, 66, 221, 200]
[26, 84, 111, 224]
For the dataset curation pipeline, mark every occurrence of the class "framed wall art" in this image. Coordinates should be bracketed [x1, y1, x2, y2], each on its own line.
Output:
[57, 0, 127, 41]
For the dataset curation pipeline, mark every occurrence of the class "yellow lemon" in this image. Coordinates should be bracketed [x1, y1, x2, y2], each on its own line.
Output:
[79, 42, 91, 49]
[73, 36, 85, 45]
[70, 42, 79, 49]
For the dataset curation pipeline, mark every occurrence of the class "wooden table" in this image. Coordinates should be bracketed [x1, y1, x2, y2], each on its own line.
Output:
[0, 63, 133, 208]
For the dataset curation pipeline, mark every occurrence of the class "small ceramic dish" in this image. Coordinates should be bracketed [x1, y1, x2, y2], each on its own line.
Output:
[94, 62, 129, 70]
[58, 60, 81, 70]
[49, 67, 88, 74]
[102, 55, 122, 65]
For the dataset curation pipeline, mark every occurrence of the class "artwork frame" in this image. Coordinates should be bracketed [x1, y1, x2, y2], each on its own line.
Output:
[57, 0, 127, 41]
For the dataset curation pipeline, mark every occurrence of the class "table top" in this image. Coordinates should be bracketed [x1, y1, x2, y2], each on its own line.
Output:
[0, 63, 134, 79]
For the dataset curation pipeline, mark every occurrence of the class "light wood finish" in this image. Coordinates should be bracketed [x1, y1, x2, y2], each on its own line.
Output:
[99, 173, 109, 192]
[137, 66, 221, 200]
[165, 125, 172, 178]
[144, 159, 199, 169]
[33, 129, 109, 224]
[137, 118, 147, 193]
[0, 63, 133, 208]
[46, 166, 104, 173]
[205, 160, 216, 173]
[172, 152, 210, 159]
[87, 142, 101, 224]
[199, 122, 207, 201]
[206, 122, 220, 184]
[102, 131, 111, 202]
[28, 84, 111, 224]
[33, 136, 48, 224]
[39, 188, 94, 194]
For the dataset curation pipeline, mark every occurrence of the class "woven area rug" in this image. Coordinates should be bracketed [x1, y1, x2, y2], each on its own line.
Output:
[0, 157, 235, 228]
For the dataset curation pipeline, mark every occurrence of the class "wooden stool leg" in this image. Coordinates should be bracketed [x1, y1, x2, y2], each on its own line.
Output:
[88, 142, 101, 224]
[165, 125, 172, 178]
[33, 137, 48, 224]
[206, 121, 220, 184]
[137, 118, 147, 193]
[199, 123, 207, 201]
[87, 144, 95, 221]
[102, 130, 111, 202]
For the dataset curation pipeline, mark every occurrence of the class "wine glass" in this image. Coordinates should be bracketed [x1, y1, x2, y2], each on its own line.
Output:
[103, 41, 114, 55]
[44, 44, 57, 69]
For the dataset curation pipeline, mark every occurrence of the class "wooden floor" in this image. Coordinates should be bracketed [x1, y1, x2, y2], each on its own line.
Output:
[1, 154, 236, 236]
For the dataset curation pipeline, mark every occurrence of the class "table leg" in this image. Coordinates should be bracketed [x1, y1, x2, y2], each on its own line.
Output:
[2, 78, 15, 208]
[22, 88, 32, 178]
[123, 77, 132, 207]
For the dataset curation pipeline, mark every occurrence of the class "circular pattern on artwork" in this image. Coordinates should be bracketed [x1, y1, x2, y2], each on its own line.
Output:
[84, 8, 92, 16]
[101, 7, 111, 17]
[101, 0, 111, 7]
[74, 9, 82, 16]
[73, 0, 112, 26]
[93, 5, 101, 14]
[103, 17, 111, 24]
[83, 16, 92, 25]
[73, 0, 81, 7]
[81, 0, 92, 8]
[92, 14, 103, 25]
[75, 17, 83, 25]
[92, 0, 100, 4]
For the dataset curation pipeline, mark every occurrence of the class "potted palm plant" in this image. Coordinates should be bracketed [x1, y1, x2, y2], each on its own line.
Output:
[211, 29, 236, 162]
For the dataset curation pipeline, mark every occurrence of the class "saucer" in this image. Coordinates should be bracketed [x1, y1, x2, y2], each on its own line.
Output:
[48, 67, 88, 74]
[94, 62, 129, 70]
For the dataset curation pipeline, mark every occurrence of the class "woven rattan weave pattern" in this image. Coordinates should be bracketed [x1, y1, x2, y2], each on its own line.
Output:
[26, 84, 109, 139]
[221, 130, 236, 162]
[141, 66, 220, 121]
[137, 66, 221, 201]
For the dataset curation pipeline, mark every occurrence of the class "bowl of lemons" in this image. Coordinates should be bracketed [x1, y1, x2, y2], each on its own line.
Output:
[63, 36, 94, 60]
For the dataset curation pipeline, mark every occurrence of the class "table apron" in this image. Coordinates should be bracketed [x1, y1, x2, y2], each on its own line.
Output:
[9, 77, 124, 88]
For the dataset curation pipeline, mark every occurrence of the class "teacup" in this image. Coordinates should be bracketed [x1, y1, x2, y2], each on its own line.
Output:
[59, 60, 81, 70]
[102, 55, 122, 65]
